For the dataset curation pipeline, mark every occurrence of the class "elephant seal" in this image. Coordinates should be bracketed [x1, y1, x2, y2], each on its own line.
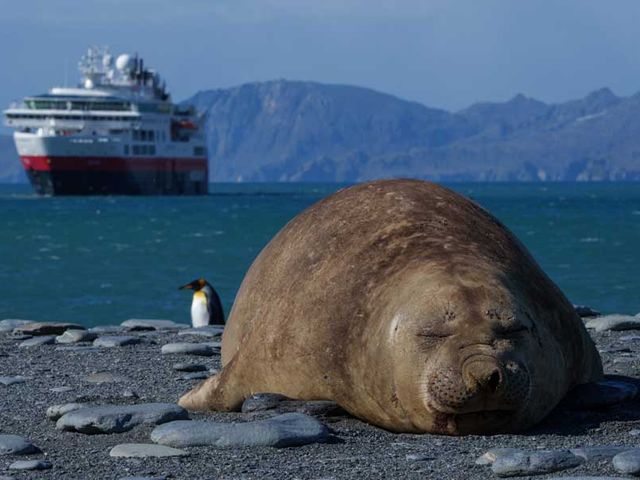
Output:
[179, 179, 602, 434]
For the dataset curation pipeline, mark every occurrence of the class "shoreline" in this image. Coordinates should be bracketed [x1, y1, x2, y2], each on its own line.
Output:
[1, 316, 640, 479]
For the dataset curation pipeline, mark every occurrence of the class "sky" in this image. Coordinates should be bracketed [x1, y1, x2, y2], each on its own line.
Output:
[1, 0, 640, 124]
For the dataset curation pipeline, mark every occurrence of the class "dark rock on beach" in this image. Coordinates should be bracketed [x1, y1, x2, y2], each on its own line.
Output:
[13, 321, 85, 336]
[150, 413, 329, 448]
[56, 403, 188, 434]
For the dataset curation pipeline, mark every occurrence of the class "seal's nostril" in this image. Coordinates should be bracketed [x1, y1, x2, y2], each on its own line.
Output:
[488, 369, 500, 393]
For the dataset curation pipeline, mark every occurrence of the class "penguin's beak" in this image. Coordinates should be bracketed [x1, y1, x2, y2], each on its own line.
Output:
[179, 280, 199, 291]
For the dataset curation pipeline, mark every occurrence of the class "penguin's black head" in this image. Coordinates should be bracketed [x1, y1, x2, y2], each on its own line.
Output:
[179, 278, 207, 291]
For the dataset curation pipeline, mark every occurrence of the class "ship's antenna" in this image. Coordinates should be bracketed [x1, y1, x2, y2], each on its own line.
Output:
[64, 59, 69, 87]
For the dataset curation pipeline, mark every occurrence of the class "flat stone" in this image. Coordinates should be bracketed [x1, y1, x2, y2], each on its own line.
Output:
[46, 403, 87, 421]
[241, 393, 291, 413]
[55, 346, 100, 353]
[93, 335, 142, 348]
[56, 403, 188, 434]
[586, 315, 640, 332]
[181, 372, 209, 380]
[613, 449, 640, 475]
[109, 443, 188, 458]
[563, 378, 638, 409]
[491, 450, 583, 477]
[89, 325, 123, 334]
[405, 453, 434, 462]
[0, 435, 41, 455]
[121, 319, 188, 331]
[241, 393, 344, 417]
[574, 305, 601, 318]
[152, 412, 328, 448]
[570, 446, 631, 462]
[0, 319, 32, 333]
[8, 460, 52, 471]
[56, 329, 97, 344]
[620, 335, 640, 342]
[50, 386, 74, 393]
[0, 376, 26, 386]
[160, 342, 219, 356]
[19, 335, 55, 348]
[630, 429, 640, 436]
[14, 322, 85, 336]
[83, 372, 130, 384]
[475, 448, 521, 465]
[172, 362, 208, 372]
[178, 326, 224, 338]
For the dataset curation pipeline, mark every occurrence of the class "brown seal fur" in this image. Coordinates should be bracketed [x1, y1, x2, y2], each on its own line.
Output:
[179, 179, 602, 434]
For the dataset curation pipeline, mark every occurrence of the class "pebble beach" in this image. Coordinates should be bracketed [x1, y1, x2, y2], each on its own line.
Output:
[1, 313, 640, 479]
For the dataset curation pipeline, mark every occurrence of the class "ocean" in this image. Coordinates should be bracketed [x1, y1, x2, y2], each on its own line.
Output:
[0, 182, 638, 326]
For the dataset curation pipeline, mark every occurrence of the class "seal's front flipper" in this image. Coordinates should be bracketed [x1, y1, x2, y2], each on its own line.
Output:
[178, 356, 246, 411]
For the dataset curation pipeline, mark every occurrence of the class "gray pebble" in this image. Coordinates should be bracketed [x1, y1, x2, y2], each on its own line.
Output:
[151, 412, 328, 448]
[109, 443, 188, 458]
[570, 446, 631, 462]
[46, 403, 87, 421]
[630, 429, 640, 436]
[405, 453, 433, 462]
[56, 329, 97, 344]
[0, 435, 41, 455]
[160, 342, 219, 356]
[613, 449, 640, 475]
[574, 305, 601, 317]
[241, 393, 343, 417]
[172, 362, 207, 372]
[56, 403, 188, 434]
[0, 319, 32, 333]
[84, 372, 130, 384]
[121, 319, 188, 331]
[563, 378, 638, 409]
[9, 460, 52, 470]
[586, 315, 640, 332]
[178, 326, 224, 338]
[50, 386, 74, 393]
[0, 376, 26, 386]
[54, 346, 100, 353]
[19, 335, 55, 348]
[14, 322, 84, 336]
[93, 336, 142, 347]
[89, 325, 123, 334]
[491, 449, 583, 477]
[475, 447, 521, 465]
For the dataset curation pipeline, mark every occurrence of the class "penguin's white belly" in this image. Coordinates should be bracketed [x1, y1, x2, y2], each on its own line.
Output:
[191, 291, 209, 328]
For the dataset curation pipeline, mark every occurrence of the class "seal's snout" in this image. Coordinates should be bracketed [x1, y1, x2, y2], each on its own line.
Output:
[463, 357, 503, 394]
[427, 355, 530, 415]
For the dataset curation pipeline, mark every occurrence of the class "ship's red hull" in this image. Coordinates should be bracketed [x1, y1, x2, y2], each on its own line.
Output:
[20, 155, 208, 195]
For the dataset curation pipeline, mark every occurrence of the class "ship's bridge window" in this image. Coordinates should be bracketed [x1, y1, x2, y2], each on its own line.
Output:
[194, 146, 206, 156]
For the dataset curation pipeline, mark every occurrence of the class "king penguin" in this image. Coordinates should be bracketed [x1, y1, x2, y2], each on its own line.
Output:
[179, 278, 225, 327]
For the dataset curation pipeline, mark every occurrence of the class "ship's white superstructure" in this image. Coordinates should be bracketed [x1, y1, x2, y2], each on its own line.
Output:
[3, 46, 208, 195]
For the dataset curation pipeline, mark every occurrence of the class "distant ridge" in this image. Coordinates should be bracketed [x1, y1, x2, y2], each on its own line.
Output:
[187, 81, 640, 182]
[2, 82, 640, 183]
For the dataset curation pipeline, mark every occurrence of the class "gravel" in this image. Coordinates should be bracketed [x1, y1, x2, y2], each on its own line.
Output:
[2, 319, 640, 479]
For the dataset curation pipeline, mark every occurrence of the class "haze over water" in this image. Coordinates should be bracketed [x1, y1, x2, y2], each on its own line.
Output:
[0, 182, 638, 326]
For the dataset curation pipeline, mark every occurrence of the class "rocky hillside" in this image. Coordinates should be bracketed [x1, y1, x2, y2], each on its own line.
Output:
[189, 82, 640, 182]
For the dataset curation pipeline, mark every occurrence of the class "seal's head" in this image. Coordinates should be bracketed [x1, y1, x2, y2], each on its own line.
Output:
[384, 267, 567, 435]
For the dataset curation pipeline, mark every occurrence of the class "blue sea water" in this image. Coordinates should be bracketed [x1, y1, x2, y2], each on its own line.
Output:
[0, 182, 638, 326]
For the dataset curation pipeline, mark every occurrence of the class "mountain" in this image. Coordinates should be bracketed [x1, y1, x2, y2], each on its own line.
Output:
[188, 82, 640, 182]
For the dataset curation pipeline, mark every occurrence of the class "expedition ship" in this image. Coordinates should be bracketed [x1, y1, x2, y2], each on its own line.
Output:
[3, 46, 208, 195]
